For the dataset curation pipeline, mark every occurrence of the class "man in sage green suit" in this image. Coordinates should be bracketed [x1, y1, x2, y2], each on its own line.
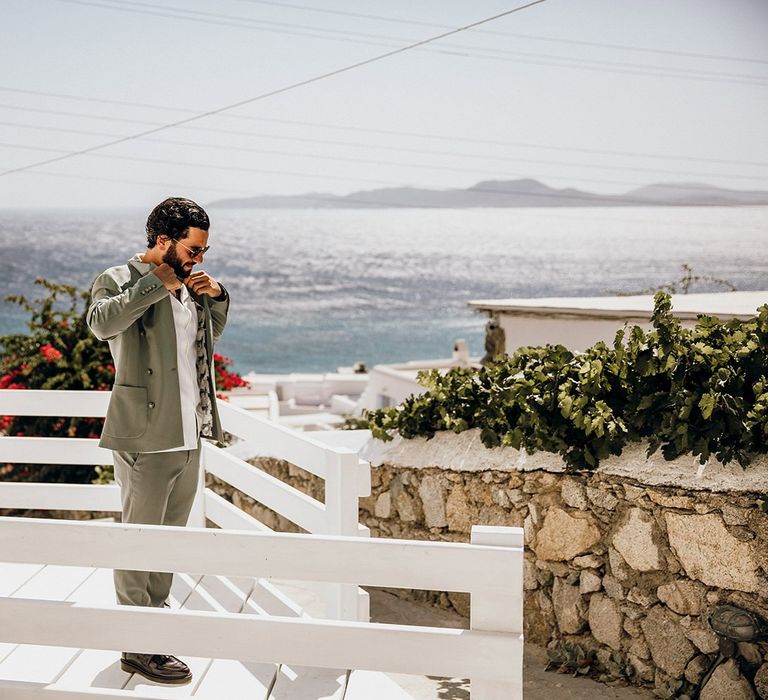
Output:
[87, 197, 230, 685]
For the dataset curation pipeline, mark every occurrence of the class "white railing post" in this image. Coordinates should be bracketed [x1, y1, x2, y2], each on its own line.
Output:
[470, 525, 524, 700]
[323, 450, 369, 621]
[187, 442, 207, 528]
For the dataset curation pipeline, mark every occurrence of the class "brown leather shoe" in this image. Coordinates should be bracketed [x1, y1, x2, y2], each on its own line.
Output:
[121, 653, 192, 684]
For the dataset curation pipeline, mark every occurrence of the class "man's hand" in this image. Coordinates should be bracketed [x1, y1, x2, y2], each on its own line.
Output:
[185, 270, 222, 298]
[152, 263, 183, 292]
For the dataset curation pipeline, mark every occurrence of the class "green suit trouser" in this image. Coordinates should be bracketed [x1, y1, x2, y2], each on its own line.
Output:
[113, 443, 201, 607]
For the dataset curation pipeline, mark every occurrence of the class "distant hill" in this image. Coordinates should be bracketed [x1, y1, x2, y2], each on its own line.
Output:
[209, 179, 768, 209]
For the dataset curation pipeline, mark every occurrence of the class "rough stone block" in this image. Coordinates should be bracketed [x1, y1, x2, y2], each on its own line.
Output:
[656, 579, 706, 615]
[445, 484, 473, 532]
[623, 485, 645, 501]
[623, 617, 641, 638]
[561, 478, 588, 509]
[417, 475, 447, 528]
[627, 586, 657, 608]
[374, 491, 391, 519]
[573, 554, 602, 568]
[534, 507, 601, 561]
[640, 605, 695, 677]
[506, 488, 524, 505]
[447, 591, 470, 618]
[394, 489, 418, 522]
[586, 486, 619, 511]
[602, 574, 624, 600]
[523, 513, 535, 545]
[629, 636, 650, 659]
[524, 590, 556, 646]
[684, 623, 719, 654]
[754, 662, 768, 700]
[700, 659, 756, 700]
[580, 570, 602, 594]
[722, 503, 750, 526]
[612, 507, 662, 572]
[588, 593, 623, 650]
[608, 546, 631, 581]
[665, 512, 760, 592]
[553, 577, 585, 634]
[491, 487, 510, 508]
[523, 557, 538, 591]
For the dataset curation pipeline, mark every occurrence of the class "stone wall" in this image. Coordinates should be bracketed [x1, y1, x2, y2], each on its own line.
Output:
[210, 433, 768, 697]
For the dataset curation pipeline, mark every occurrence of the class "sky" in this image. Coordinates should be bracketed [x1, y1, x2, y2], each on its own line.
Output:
[1, 0, 767, 209]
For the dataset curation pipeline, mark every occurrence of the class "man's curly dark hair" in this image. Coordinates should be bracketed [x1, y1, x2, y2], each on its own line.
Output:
[145, 197, 210, 248]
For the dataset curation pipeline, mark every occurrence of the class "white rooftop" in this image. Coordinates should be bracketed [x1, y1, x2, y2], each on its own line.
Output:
[468, 290, 768, 321]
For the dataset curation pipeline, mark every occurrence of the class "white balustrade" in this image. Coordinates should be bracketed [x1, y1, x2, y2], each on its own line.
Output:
[0, 390, 526, 698]
[0, 518, 524, 698]
[0, 389, 371, 620]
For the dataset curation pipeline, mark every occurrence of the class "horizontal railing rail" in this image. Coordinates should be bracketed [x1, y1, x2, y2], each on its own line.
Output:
[0, 518, 524, 697]
[0, 518, 522, 595]
[0, 482, 120, 511]
[0, 599, 519, 683]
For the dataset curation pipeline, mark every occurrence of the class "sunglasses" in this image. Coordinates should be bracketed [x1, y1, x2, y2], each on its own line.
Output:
[172, 239, 210, 258]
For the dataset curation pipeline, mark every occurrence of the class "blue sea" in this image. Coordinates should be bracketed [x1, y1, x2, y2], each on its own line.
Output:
[1, 206, 766, 374]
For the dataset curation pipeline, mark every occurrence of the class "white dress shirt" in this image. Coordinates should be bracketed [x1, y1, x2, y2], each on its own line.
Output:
[129, 255, 202, 452]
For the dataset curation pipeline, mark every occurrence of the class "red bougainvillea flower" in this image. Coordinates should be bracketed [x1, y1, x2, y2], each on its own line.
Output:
[0, 370, 25, 389]
[40, 344, 63, 362]
[213, 353, 250, 391]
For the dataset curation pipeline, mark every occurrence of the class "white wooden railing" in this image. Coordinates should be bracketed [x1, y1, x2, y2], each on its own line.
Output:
[0, 518, 524, 700]
[0, 389, 526, 698]
[0, 389, 371, 620]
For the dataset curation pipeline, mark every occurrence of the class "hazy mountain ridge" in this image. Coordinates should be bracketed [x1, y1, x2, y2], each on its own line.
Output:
[209, 179, 768, 209]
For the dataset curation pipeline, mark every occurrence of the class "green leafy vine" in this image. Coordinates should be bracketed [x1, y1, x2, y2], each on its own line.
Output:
[364, 292, 768, 472]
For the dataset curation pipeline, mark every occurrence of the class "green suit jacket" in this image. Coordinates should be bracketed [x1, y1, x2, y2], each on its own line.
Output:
[87, 259, 230, 452]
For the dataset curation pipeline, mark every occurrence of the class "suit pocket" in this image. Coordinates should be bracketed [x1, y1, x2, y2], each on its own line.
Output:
[103, 384, 149, 439]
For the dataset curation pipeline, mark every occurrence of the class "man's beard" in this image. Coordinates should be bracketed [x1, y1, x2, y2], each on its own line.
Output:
[163, 242, 193, 280]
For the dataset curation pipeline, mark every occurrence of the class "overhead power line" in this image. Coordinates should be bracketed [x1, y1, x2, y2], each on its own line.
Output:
[52, 0, 768, 86]
[2, 118, 767, 185]
[2, 86, 767, 169]
[231, 0, 768, 66]
[0, 0, 547, 178]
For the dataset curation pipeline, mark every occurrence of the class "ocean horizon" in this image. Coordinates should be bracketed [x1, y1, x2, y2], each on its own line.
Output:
[1, 205, 766, 374]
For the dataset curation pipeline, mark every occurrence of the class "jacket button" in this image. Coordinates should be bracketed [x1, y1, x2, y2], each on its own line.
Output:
[146, 368, 153, 375]
[148, 401, 155, 409]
